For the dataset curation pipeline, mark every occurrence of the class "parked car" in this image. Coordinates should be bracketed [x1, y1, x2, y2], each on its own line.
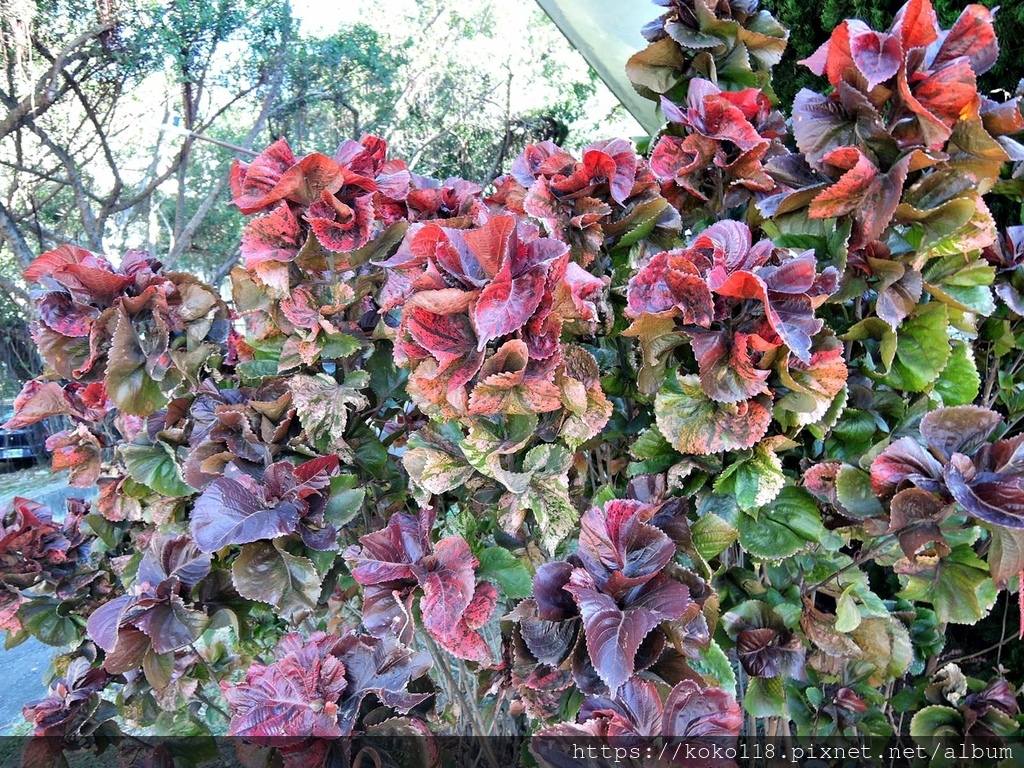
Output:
[0, 407, 48, 466]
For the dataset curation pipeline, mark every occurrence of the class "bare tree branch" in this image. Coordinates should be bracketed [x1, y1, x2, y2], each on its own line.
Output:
[0, 198, 39, 269]
[0, 23, 114, 142]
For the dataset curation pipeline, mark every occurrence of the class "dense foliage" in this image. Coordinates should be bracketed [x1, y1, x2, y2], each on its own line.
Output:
[3, 0, 1024, 764]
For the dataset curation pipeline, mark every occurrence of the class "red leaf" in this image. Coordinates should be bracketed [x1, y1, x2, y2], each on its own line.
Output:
[190, 476, 302, 552]
[690, 331, 771, 403]
[222, 633, 347, 739]
[800, 21, 857, 88]
[2, 381, 75, 429]
[586, 138, 639, 204]
[904, 57, 979, 130]
[307, 192, 375, 253]
[430, 614, 493, 663]
[416, 536, 476, 638]
[471, 267, 546, 349]
[462, 215, 516, 279]
[565, 580, 661, 692]
[850, 30, 902, 89]
[345, 511, 430, 586]
[233, 138, 298, 214]
[809, 149, 910, 247]
[662, 680, 743, 740]
[271, 153, 343, 207]
[932, 4, 998, 75]
[279, 287, 322, 330]
[46, 426, 102, 488]
[870, 436, 945, 496]
[23, 245, 102, 284]
[229, 159, 248, 200]
[892, 0, 940, 51]
[241, 202, 302, 269]
[463, 581, 498, 630]
[405, 305, 478, 371]
[577, 500, 675, 596]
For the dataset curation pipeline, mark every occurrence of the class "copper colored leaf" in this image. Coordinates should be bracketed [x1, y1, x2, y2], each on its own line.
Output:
[920, 406, 1001, 460]
[888, 488, 949, 560]
[105, 310, 168, 416]
[945, 454, 1024, 530]
[662, 679, 743, 740]
[870, 436, 945, 497]
[565, 582, 661, 693]
[987, 527, 1024, 589]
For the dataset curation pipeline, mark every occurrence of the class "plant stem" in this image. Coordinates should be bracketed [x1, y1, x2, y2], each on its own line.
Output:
[422, 632, 502, 768]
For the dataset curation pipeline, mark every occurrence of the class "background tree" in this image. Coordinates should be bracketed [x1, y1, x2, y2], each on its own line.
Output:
[763, 0, 1024, 108]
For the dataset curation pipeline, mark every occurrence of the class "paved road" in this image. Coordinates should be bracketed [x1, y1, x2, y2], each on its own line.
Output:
[0, 637, 52, 733]
[0, 472, 98, 734]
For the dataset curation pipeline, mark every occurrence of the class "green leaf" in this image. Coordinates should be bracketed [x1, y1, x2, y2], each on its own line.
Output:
[120, 443, 196, 498]
[143, 649, 174, 690]
[231, 541, 323, 624]
[834, 587, 861, 633]
[613, 197, 669, 249]
[714, 441, 784, 511]
[516, 444, 578, 555]
[19, 599, 83, 647]
[745, 676, 786, 717]
[691, 513, 739, 560]
[688, 638, 736, 695]
[881, 303, 951, 392]
[924, 253, 996, 316]
[290, 372, 369, 454]
[237, 336, 284, 384]
[106, 310, 168, 415]
[630, 425, 671, 460]
[909, 705, 963, 739]
[476, 547, 532, 599]
[324, 475, 365, 527]
[655, 373, 771, 456]
[933, 342, 980, 406]
[236, 358, 279, 384]
[403, 436, 475, 500]
[828, 408, 878, 456]
[86, 513, 123, 549]
[898, 545, 998, 624]
[319, 333, 361, 360]
[738, 487, 827, 560]
[834, 466, 884, 519]
[842, 318, 896, 372]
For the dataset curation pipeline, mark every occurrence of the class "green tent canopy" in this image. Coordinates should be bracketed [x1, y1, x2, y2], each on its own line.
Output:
[535, 0, 662, 135]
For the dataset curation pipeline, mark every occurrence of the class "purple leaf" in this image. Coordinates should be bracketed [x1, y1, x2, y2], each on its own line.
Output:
[190, 476, 302, 553]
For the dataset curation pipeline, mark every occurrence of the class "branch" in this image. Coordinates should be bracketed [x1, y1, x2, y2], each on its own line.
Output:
[0, 198, 39, 269]
[167, 42, 289, 266]
[0, 24, 114, 142]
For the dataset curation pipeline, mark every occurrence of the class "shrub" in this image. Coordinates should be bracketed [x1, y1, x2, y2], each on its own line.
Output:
[3, 0, 1024, 765]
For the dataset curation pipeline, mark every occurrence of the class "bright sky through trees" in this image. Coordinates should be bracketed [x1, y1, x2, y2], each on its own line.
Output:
[289, 0, 644, 145]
